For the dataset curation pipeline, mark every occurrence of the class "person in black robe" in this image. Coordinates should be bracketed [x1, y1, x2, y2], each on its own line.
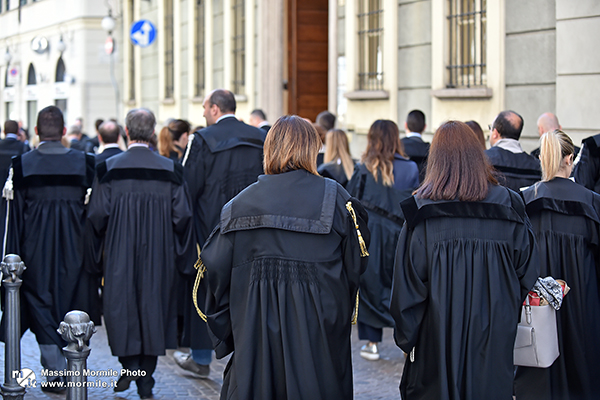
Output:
[0, 106, 97, 391]
[85, 108, 194, 399]
[317, 129, 355, 187]
[179, 89, 266, 377]
[515, 130, 600, 400]
[401, 110, 430, 182]
[94, 120, 123, 165]
[201, 115, 370, 400]
[158, 118, 190, 163]
[485, 110, 541, 191]
[346, 120, 419, 361]
[390, 121, 539, 400]
[573, 132, 600, 193]
[0, 120, 29, 234]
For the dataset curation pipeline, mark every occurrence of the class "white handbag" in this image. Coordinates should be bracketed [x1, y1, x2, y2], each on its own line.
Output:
[513, 296, 559, 368]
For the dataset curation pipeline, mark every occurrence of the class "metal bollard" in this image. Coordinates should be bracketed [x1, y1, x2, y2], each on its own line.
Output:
[57, 311, 96, 400]
[0, 254, 26, 400]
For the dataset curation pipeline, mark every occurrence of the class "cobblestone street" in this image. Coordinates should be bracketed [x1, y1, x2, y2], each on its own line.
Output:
[0, 322, 404, 399]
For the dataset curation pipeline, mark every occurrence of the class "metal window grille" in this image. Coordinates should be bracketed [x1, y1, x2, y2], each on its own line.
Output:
[128, 0, 135, 101]
[231, 0, 245, 95]
[447, 0, 486, 88]
[357, 0, 383, 91]
[164, 0, 174, 99]
[195, 0, 205, 98]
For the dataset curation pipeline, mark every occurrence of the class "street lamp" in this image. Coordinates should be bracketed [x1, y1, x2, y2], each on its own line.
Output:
[56, 36, 66, 54]
[4, 48, 11, 65]
[101, 14, 116, 35]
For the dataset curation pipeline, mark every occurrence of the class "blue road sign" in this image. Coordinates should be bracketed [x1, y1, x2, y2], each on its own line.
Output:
[130, 20, 157, 47]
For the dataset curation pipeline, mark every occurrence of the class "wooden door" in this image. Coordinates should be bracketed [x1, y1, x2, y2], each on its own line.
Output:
[287, 0, 328, 122]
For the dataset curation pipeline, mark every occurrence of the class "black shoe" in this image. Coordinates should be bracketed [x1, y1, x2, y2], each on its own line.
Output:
[114, 374, 139, 392]
[139, 391, 153, 399]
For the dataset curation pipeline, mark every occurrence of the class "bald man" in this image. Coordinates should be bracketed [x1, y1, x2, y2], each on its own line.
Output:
[485, 110, 541, 191]
[530, 113, 579, 159]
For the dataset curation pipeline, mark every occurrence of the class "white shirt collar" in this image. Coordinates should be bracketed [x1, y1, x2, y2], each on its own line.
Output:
[128, 143, 149, 149]
[4, 133, 18, 140]
[258, 121, 270, 128]
[494, 138, 524, 154]
[103, 143, 121, 149]
[216, 114, 237, 124]
[406, 132, 422, 138]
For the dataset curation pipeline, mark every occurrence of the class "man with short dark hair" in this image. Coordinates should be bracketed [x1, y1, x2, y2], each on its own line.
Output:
[86, 108, 194, 399]
[249, 109, 271, 132]
[0, 106, 98, 393]
[485, 110, 541, 191]
[95, 120, 123, 165]
[402, 109, 430, 182]
[177, 89, 266, 378]
[316, 110, 336, 131]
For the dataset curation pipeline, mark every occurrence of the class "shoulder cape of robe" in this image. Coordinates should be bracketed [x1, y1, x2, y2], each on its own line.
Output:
[485, 146, 542, 192]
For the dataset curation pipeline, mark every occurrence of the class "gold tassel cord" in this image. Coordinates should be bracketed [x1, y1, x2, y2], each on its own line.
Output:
[192, 255, 208, 323]
[345, 201, 369, 257]
[351, 290, 360, 325]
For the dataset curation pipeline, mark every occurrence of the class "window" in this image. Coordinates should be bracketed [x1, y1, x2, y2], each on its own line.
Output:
[357, 0, 383, 90]
[19, 0, 26, 5]
[194, 0, 205, 98]
[231, 0, 245, 95]
[27, 63, 36, 85]
[447, 0, 486, 88]
[55, 57, 65, 82]
[164, 0, 174, 99]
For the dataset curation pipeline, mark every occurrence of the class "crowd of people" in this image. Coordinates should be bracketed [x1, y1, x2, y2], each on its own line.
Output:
[0, 90, 599, 400]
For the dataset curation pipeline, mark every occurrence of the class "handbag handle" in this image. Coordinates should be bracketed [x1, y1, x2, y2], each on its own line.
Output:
[524, 295, 532, 324]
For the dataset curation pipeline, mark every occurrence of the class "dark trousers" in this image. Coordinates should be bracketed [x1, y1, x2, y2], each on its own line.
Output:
[357, 321, 383, 343]
[118, 355, 158, 396]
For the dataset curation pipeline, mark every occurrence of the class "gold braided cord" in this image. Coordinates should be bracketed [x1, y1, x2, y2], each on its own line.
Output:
[192, 256, 208, 322]
[345, 201, 369, 257]
[351, 290, 360, 325]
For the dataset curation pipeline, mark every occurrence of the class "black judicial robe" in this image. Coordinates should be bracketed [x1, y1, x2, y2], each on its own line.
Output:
[1, 142, 96, 346]
[391, 184, 539, 400]
[574, 133, 600, 193]
[485, 146, 541, 191]
[346, 163, 413, 330]
[86, 147, 194, 357]
[182, 118, 266, 349]
[317, 160, 350, 187]
[202, 170, 369, 400]
[515, 177, 600, 400]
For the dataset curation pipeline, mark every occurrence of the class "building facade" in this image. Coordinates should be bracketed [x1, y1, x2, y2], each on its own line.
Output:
[2, 0, 598, 156]
[0, 0, 120, 135]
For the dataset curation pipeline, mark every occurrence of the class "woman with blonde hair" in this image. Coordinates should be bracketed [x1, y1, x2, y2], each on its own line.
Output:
[158, 119, 191, 162]
[346, 119, 419, 361]
[515, 130, 600, 400]
[201, 115, 370, 400]
[390, 121, 538, 399]
[317, 129, 355, 187]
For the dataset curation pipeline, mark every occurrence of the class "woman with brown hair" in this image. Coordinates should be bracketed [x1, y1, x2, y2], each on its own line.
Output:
[390, 121, 539, 399]
[158, 119, 191, 162]
[515, 130, 600, 400]
[346, 119, 419, 361]
[317, 129, 355, 187]
[201, 115, 370, 400]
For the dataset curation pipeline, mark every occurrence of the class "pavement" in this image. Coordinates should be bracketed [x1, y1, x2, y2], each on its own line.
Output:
[0, 322, 404, 399]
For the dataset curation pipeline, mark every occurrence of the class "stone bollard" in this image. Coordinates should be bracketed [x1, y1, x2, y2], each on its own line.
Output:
[0, 254, 26, 400]
[57, 311, 96, 400]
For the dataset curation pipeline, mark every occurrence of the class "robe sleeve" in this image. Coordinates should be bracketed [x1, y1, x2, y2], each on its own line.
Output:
[201, 225, 235, 359]
[513, 203, 540, 301]
[342, 198, 370, 297]
[183, 134, 206, 211]
[84, 177, 110, 275]
[172, 181, 196, 275]
[574, 141, 600, 190]
[4, 188, 24, 259]
[390, 224, 429, 353]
